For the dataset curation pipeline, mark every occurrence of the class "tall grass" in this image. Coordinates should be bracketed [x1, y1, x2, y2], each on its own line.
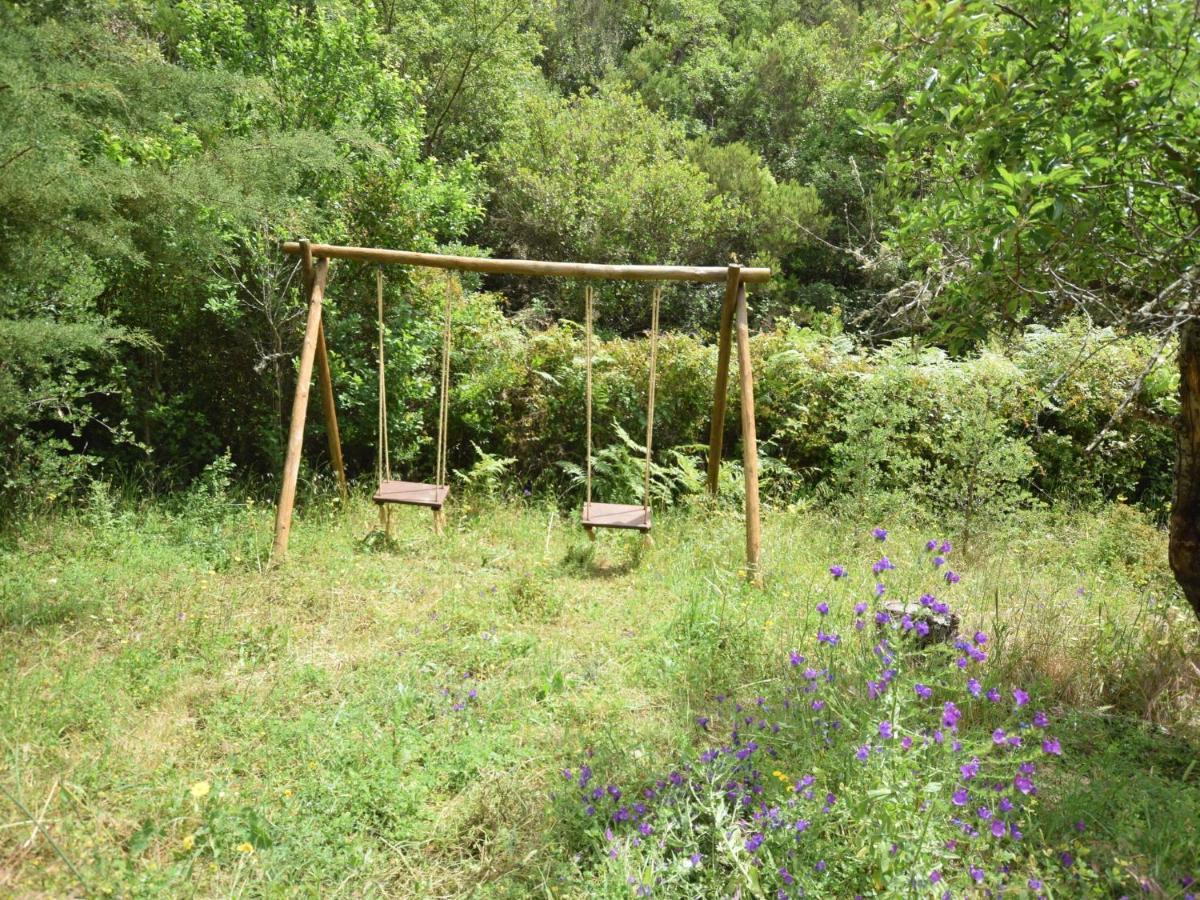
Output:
[0, 489, 1196, 895]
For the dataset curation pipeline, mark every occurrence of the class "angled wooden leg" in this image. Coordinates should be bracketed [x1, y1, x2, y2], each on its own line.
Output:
[707, 265, 741, 495]
[272, 249, 330, 562]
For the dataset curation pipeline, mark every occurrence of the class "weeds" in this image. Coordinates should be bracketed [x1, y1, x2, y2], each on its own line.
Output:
[0, 496, 1196, 895]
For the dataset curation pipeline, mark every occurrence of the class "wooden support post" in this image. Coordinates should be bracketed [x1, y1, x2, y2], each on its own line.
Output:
[433, 507, 445, 536]
[299, 240, 349, 504]
[735, 282, 762, 581]
[315, 319, 348, 502]
[706, 265, 741, 494]
[271, 250, 330, 561]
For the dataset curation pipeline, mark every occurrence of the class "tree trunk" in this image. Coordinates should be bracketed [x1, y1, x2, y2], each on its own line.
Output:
[1168, 317, 1200, 621]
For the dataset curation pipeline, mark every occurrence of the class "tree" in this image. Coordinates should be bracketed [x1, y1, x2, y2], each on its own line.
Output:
[868, 0, 1200, 616]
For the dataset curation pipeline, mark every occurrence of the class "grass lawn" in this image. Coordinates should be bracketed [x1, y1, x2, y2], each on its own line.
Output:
[2, 491, 1198, 897]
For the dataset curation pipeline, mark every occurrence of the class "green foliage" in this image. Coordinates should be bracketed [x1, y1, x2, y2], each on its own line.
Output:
[831, 347, 1036, 528]
[867, 0, 1200, 341]
[458, 442, 518, 499]
[0, 2, 485, 501]
[488, 87, 722, 330]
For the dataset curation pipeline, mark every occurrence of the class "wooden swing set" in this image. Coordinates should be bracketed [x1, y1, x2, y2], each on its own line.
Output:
[271, 239, 770, 575]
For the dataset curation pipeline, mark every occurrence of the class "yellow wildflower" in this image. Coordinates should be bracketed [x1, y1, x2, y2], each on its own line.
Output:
[189, 781, 210, 799]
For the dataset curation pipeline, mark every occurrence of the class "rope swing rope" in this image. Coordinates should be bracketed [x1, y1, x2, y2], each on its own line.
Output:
[376, 268, 390, 484]
[584, 284, 595, 510]
[643, 285, 662, 510]
[581, 283, 661, 531]
[436, 275, 453, 488]
[374, 264, 453, 528]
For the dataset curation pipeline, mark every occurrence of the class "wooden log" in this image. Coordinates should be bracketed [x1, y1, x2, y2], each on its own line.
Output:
[735, 282, 763, 582]
[271, 253, 329, 561]
[281, 241, 771, 285]
[706, 265, 741, 494]
[315, 319, 348, 502]
[300, 241, 349, 503]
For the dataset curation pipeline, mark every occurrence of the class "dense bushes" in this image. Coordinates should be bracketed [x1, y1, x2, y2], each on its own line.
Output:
[301, 282, 1174, 521]
[0, 0, 1181, 527]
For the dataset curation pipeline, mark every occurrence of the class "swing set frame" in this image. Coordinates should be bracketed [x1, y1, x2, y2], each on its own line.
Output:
[272, 239, 769, 577]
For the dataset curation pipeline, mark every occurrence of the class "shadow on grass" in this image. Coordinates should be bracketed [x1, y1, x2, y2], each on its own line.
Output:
[560, 533, 648, 578]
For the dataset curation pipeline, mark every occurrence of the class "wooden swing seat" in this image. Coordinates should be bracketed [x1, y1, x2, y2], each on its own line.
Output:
[374, 480, 449, 509]
[581, 502, 651, 532]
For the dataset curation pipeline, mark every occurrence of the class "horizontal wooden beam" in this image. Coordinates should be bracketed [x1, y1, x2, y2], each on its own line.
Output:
[281, 241, 771, 284]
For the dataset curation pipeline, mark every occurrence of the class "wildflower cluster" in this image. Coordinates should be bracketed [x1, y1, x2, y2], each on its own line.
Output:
[439, 671, 479, 713]
[558, 533, 1090, 897]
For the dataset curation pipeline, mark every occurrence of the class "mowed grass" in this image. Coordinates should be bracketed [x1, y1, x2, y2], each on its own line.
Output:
[1, 490, 1198, 897]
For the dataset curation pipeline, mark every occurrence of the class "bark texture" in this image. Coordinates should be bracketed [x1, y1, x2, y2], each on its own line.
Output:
[1168, 317, 1200, 621]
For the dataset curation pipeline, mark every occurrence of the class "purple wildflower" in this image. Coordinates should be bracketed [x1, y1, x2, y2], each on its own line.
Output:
[945, 570, 960, 584]
[817, 601, 830, 616]
[915, 683, 933, 699]
[873, 527, 888, 541]
[1013, 688, 1030, 708]
[745, 832, 764, 853]
[967, 678, 982, 698]
[942, 701, 961, 730]
[872, 556, 896, 574]
[829, 565, 847, 578]
[952, 788, 969, 806]
[1042, 737, 1062, 756]
[879, 721, 893, 739]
